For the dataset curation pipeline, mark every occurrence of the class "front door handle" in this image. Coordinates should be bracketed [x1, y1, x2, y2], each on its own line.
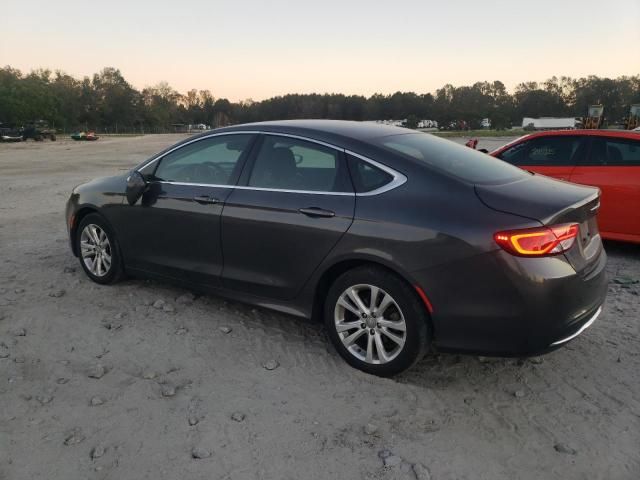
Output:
[193, 195, 218, 205]
[298, 207, 335, 218]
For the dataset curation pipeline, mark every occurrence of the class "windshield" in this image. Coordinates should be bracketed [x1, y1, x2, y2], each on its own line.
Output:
[375, 133, 528, 184]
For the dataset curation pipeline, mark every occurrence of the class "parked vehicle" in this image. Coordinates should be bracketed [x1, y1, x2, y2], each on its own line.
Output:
[0, 124, 23, 142]
[66, 120, 607, 376]
[21, 120, 57, 141]
[71, 131, 99, 141]
[491, 129, 640, 244]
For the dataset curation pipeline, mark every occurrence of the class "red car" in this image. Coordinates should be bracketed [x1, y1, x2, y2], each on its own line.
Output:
[491, 130, 640, 244]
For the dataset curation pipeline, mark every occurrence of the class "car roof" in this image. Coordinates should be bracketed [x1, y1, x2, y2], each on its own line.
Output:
[213, 119, 414, 143]
[520, 129, 640, 139]
[491, 129, 640, 155]
[141, 120, 421, 172]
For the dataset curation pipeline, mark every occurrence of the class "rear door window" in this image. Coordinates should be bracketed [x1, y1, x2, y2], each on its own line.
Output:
[247, 135, 352, 192]
[585, 137, 640, 166]
[499, 136, 582, 166]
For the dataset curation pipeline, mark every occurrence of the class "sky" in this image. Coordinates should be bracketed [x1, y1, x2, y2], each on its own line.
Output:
[1, 0, 639, 101]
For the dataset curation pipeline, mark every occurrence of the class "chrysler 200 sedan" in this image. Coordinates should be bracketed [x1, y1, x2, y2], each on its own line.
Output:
[66, 120, 607, 376]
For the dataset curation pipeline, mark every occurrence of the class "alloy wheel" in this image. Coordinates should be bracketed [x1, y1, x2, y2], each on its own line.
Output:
[80, 224, 112, 277]
[334, 284, 407, 364]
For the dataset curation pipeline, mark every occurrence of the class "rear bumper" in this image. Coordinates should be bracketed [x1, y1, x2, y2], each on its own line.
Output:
[413, 246, 608, 356]
[549, 305, 601, 347]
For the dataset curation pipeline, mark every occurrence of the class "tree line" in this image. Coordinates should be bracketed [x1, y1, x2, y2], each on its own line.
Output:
[0, 66, 638, 132]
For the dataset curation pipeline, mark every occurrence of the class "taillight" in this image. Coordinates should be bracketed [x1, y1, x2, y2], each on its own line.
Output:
[494, 223, 579, 257]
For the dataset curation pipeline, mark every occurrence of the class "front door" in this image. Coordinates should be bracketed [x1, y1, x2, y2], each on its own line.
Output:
[497, 135, 585, 181]
[118, 133, 256, 286]
[221, 134, 355, 299]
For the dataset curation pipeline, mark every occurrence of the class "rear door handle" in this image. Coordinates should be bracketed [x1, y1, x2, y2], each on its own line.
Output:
[298, 207, 335, 218]
[193, 195, 218, 205]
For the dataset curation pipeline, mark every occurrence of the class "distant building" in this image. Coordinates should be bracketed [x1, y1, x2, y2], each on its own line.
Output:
[171, 123, 211, 133]
[417, 119, 439, 129]
[365, 119, 438, 129]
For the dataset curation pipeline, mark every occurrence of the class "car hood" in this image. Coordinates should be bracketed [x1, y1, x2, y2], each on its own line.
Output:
[73, 174, 127, 195]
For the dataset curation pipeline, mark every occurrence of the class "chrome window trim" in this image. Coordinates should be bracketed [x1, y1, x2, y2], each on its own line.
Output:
[137, 130, 263, 172]
[549, 306, 601, 346]
[346, 150, 408, 197]
[139, 130, 407, 197]
[156, 180, 354, 196]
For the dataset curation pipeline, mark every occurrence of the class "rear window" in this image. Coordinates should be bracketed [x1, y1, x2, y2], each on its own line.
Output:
[347, 155, 393, 193]
[376, 133, 527, 184]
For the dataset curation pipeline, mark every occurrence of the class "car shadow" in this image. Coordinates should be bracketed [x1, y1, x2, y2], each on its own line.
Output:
[603, 239, 640, 259]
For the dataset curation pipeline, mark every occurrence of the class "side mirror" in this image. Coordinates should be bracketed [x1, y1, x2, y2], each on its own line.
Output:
[126, 171, 147, 205]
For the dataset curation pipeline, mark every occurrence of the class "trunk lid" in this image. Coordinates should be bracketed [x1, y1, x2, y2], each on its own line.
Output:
[475, 174, 603, 272]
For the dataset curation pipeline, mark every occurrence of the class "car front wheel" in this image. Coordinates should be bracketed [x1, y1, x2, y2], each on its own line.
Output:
[76, 213, 123, 285]
[325, 266, 430, 376]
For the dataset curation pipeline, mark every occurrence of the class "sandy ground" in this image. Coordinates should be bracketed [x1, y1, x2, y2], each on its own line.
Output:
[0, 135, 639, 480]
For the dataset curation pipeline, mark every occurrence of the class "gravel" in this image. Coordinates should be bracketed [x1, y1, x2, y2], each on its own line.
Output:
[152, 299, 165, 309]
[413, 463, 432, 480]
[383, 455, 403, 467]
[363, 423, 378, 435]
[176, 293, 195, 305]
[263, 360, 279, 371]
[554, 443, 578, 455]
[90, 445, 106, 460]
[161, 384, 177, 397]
[36, 394, 54, 405]
[191, 446, 212, 459]
[63, 429, 86, 446]
[231, 412, 246, 422]
[87, 364, 107, 379]
[188, 416, 199, 426]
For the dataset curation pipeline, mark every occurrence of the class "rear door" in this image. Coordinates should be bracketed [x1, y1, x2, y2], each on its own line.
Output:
[497, 135, 584, 181]
[569, 136, 640, 239]
[220, 134, 355, 300]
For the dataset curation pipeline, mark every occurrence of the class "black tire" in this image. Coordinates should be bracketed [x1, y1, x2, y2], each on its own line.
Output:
[324, 266, 430, 377]
[75, 213, 124, 285]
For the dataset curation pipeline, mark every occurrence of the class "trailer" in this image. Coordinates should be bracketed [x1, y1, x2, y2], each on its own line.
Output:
[521, 117, 578, 130]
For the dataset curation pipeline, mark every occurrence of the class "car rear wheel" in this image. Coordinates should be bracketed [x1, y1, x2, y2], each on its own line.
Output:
[325, 266, 429, 376]
[76, 213, 123, 285]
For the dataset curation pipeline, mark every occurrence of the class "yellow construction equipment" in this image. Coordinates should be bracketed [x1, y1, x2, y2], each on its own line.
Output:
[582, 105, 604, 129]
[623, 104, 640, 130]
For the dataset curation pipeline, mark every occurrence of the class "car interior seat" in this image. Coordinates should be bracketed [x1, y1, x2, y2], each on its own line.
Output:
[251, 146, 298, 189]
